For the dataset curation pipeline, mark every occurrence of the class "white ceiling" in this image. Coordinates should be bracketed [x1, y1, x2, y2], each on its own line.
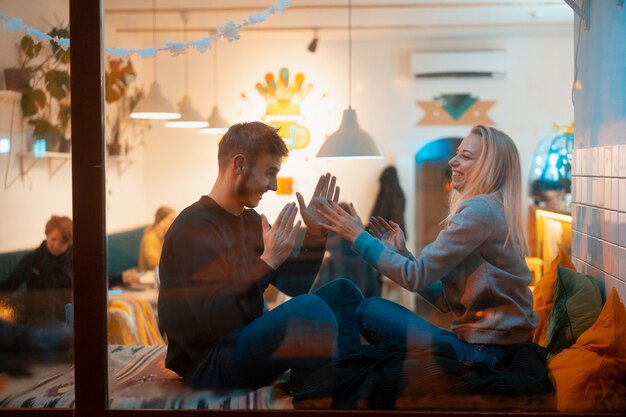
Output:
[103, 0, 574, 42]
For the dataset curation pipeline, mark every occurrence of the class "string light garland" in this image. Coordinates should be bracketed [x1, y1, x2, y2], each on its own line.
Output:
[0, 0, 290, 59]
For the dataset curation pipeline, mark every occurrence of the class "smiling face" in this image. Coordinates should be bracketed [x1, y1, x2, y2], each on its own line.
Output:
[235, 152, 282, 208]
[46, 228, 70, 256]
[448, 133, 484, 192]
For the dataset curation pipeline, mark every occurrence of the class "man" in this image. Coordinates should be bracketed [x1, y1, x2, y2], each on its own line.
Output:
[158, 122, 363, 390]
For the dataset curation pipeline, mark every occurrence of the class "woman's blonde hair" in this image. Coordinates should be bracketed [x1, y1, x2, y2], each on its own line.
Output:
[445, 125, 529, 256]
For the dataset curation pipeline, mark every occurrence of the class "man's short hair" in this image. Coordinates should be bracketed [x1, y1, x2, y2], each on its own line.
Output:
[45, 215, 73, 244]
[218, 122, 288, 170]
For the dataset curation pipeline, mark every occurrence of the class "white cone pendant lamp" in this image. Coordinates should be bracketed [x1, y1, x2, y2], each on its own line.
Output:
[166, 12, 208, 129]
[317, 0, 383, 159]
[198, 40, 230, 135]
[199, 105, 230, 135]
[165, 95, 208, 128]
[317, 108, 382, 158]
[130, 0, 180, 121]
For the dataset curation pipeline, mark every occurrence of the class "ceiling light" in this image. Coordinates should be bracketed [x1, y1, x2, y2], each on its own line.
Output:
[317, 0, 383, 159]
[199, 106, 230, 135]
[165, 95, 209, 128]
[198, 39, 230, 136]
[130, 0, 180, 121]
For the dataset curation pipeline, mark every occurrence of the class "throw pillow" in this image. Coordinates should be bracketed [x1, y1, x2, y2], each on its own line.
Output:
[548, 288, 626, 412]
[532, 250, 575, 346]
[545, 265, 602, 357]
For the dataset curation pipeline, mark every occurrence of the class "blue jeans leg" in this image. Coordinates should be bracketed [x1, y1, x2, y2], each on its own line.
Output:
[357, 297, 508, 365]
[187, 293, 338, 390]
[312, 278, 364, 358]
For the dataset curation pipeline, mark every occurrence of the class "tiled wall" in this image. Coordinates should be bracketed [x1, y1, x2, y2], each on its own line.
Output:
[571, 145, 626, 300]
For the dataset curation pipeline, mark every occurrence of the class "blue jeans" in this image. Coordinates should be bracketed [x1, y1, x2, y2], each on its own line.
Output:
[357, 298, 509, 366]
[185, 278, 364, 390]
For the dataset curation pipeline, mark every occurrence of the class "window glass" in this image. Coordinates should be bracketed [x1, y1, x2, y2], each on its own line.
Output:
[0, 0, 74, 409]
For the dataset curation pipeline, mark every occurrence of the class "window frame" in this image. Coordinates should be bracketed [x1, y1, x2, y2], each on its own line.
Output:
[6, 1, 590, 416]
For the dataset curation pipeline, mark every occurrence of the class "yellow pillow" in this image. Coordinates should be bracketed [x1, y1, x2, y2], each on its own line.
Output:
[532, 250, 575, 346]
[548, 288, 626, 412]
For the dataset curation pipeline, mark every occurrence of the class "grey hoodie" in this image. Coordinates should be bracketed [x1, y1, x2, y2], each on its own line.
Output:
[353, 195, 537, 345]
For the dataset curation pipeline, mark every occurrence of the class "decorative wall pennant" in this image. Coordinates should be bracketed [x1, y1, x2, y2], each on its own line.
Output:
[0, 0, 290, 59]
[417, 93, 495, 126]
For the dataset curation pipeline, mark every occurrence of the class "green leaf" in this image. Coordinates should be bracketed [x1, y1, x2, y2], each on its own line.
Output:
[20, 87, 47, 117]
[45, 70, 71, 100]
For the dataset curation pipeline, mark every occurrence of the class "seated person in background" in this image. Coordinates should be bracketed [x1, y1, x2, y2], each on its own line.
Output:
[158, 122, 363, 391]
[1, 215, 140, 291]
[138, 205, 176, 272]
[310, 202, 381, 298]
[318, 125, 537, 367]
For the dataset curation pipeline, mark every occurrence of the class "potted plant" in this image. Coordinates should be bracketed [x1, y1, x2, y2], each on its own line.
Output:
[18, 24, 71, 153]
[105, 58, 144, 156]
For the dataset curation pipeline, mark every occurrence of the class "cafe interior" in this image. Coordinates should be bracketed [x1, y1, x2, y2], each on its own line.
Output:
[0, 0, 625, 415]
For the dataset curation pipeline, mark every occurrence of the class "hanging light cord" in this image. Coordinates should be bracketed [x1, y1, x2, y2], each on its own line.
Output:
[183, 15, 189, 96]
[152, 0, 157, 82]
[348, 0, 352, 110]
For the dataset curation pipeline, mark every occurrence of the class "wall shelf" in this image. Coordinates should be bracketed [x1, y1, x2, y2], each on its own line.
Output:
[18, 151, 70, 180]
[11, 152, 135, 185]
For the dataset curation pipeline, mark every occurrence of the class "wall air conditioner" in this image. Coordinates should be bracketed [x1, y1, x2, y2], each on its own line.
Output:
[410, 50, 507, 79]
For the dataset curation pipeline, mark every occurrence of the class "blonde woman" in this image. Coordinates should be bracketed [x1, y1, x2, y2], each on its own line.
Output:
[138, 206, 176, 272]
[318, 125, 537, 366]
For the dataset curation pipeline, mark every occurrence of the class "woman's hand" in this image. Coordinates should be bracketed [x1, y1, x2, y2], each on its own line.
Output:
[317, 201, 365, 243]
[368, 217, 408, 255]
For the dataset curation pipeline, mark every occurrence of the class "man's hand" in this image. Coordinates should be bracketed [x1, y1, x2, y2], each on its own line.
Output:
[296, 173, 340, 238]
[260, 202, 302, 270]
[317, 201, 365, 243]
[368, 217, 408, 255]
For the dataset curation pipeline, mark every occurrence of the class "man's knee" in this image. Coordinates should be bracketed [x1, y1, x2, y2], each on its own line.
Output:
[315, 278, 364, 303]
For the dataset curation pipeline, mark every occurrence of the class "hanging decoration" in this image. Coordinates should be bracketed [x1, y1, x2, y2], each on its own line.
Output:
[416, 93, 495, 126]
[0, 0, 291, 59]
[257, 67, 313, 195]
[258, 67, 313, 151]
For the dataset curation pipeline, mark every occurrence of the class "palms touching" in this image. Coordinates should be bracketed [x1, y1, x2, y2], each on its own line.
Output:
[317, 201, 365, 243]
[296, 173, 340, 237]
[368, 216, 409, 256]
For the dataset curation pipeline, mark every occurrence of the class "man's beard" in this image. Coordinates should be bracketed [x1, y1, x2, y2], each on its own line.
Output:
[235, 170, 256, 207]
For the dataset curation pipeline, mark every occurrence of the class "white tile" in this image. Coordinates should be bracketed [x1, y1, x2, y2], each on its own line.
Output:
[617, 178, 626, 212]
[581, 177, 588, 205]
[612, 179, 619, 211]
[612, 145, 620, 177]
[593, 178, 604, 207]
[600, 242, 613, 275]
[572, 230, 583, 259]
[584, 148, 593, 176]
[602, 208, 609, 242]
[620, 213, 626, 247]
[572, 149, 578, 176]
[618, 248, 626, 282]
[609, 211, 619, 245]
[593, 147, 600, 176]
[602, 178, 613, 209]
[604, 146, 612, 177]
[620, 145, 626, 178]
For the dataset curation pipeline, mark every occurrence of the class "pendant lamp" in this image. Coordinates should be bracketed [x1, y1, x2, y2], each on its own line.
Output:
[199, 40, 230, 135]
[166, 13, 208, 129]
[316, 0, 383, 159]
[130, 0, 180, 121]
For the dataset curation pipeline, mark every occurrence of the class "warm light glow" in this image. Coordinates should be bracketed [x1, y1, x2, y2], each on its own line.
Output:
[130, 82, 181, 121]
[536, 209, 572, 223]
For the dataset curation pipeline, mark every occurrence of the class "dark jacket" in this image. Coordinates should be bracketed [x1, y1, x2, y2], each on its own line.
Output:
[369, 166, 407, 238]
